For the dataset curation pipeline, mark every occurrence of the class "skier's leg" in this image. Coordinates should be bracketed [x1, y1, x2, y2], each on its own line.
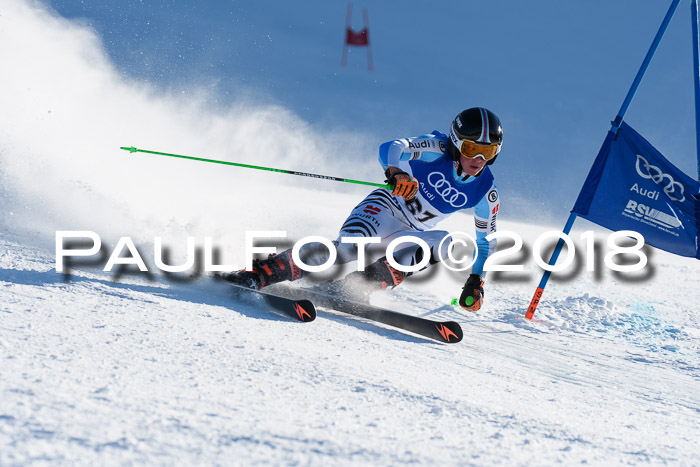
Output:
[221, 248, 303, 289]
[297, 188, 411, 267]
[343, 229, 451, 292]
[382, 229, 452, 278]
[223, 189, 408, 289]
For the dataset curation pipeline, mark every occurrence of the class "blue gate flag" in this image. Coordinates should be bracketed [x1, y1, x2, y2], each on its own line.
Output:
[572, 122, 700, 259]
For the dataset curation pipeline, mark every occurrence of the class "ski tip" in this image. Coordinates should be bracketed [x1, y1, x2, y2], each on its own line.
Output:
[435, 321, 463, 343]
[120, 146, 138, 153]
[293, 299, 316, 322]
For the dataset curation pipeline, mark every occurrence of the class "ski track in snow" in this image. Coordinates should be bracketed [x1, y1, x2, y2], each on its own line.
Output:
[1, 231, 699, 465]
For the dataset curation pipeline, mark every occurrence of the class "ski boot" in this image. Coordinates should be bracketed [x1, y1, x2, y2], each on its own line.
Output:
[222, 249, 303, 290]
[319, 257, 405, 302]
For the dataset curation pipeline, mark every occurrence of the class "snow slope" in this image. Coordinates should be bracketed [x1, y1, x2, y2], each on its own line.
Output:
[1, 0, 699, 464]
[1, 219, 699, 465]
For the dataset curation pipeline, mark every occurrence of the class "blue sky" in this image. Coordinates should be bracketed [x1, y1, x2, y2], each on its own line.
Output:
[45, 0, 699, 221]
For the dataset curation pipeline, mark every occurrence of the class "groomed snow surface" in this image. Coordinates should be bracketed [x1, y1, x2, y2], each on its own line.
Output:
[1, 220, 699, 465]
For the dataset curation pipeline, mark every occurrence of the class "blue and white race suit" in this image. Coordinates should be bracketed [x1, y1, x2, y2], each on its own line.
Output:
[319, 130, 499, 277]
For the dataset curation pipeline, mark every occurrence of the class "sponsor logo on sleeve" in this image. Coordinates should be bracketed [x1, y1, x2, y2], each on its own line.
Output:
[408, 140, 432, 150]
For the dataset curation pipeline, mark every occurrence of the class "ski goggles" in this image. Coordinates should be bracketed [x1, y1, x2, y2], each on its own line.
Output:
[450, 128, 500, 161]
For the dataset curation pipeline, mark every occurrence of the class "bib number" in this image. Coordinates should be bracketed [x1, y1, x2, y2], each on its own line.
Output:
[405, 198, 438, 224]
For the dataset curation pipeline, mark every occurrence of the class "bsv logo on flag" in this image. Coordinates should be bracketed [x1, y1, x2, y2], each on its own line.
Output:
[635, 154, 686, 202]
[427, 172, 468, 207]
[623, 199, 682, 232]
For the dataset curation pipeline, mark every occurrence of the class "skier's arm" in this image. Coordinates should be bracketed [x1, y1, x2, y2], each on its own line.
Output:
[378, 134, 446, 201]
[378, 139, 417, 200]
[378, 138, 414, 173]
[378, 132, 444, 172]
[459, 185, 499, 312]
[471, 185, 499, 277]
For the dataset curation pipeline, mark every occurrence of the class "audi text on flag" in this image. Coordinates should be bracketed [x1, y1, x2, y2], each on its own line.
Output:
[572, 122, 700, 259]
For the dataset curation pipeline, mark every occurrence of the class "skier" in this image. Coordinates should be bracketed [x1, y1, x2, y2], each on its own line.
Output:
[223, 107, 502, 312]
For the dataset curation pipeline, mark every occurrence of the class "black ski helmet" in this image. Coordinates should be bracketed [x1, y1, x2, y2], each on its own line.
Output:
[447, 107, 503, 165]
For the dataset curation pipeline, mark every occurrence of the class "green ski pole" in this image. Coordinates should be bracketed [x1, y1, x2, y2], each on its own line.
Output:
[120, 146, 393, 189]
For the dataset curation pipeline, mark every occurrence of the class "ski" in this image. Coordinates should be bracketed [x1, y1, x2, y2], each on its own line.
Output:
[224, 281, 316, 322]
[268, 284, 463, 343]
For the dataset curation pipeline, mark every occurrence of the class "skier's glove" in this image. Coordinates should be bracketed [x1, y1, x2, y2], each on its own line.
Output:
[459, 274, 484, 312]
[385, 167, 418, 201]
